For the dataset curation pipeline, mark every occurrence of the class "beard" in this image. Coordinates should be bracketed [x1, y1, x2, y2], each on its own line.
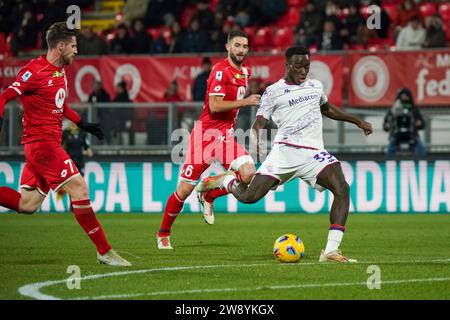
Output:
[230, 52, 245, 66]
[61, 53, 74, 66]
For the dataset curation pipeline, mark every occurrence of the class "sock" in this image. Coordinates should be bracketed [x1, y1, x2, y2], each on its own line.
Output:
[223, 172, 238, 193]
[0, 186, 21, 212]
[324, 224, 345, 254]
[203, 188, 229, 202]
[158, 192, 184, 237]
[72, 199, 112, 255]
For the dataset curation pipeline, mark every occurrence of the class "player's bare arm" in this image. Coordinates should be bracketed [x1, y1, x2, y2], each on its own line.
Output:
[209, 94, 260, 113]
[320, 101, 373, 136]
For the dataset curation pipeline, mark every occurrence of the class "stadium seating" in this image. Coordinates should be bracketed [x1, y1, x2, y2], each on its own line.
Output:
[442, 22, 450, 41]
[180, 5, 198, 29]
[287, 0, 306, 7]
[382, 3, 398, 23]
[244, 26, 256, 44]
[360, 4, 371, 20]
[419, 2, 437, 19]
[273, 27, 293, 49]
[210, 0, 220, 11]
[286, 6, 301, 26]
[81, 19, 117, 33]
[439, 3, 450, 22]
[100, 0, 125, 13]
[252, 27, 274, 51]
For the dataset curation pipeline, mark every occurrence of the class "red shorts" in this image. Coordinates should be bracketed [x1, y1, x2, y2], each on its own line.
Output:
[20, 140, 80, 195]
[180, 128, 253, 184]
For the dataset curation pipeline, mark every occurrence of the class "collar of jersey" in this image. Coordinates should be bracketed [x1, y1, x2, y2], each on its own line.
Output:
[39, 54, 63, 71]
[284, 79, 306, 86]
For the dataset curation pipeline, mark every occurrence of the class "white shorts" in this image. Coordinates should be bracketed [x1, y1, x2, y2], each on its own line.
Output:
[256, 143, 340, 191]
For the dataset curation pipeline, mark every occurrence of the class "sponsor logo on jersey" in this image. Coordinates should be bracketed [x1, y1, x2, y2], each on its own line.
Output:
[52, 71, 63, 77]
[214, 85, 221, 92]
[215, 71, 222, 81]
[21, 71, 32, 82]
[48, 80, 53, 86]
[288, 94, 320, 107]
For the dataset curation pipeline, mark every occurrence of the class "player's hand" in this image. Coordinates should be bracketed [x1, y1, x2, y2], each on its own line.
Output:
[358, 120, 373, 136]
[77, 119, 105, 140]
[244, 94, 261, 107]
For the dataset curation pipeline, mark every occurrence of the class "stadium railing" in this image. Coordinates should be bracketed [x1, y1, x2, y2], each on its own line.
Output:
[2, 101, 450, 156]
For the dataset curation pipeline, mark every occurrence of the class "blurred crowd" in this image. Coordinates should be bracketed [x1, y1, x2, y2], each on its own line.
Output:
[0, 0, 448, 57]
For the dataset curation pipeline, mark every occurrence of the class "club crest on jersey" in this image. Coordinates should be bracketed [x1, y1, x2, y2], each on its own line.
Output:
[52, 71, 63, 77]
[55, 88, 66, 109]
[215, 71, 222, 81]
[234, 73, 246, 79]
[21, 71, 32, 82]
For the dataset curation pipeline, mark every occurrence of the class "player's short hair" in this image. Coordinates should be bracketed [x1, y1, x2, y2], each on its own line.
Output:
[285, 46, 310, 60]
[227, 30, 248, 43]
[46, 22, 77, 49]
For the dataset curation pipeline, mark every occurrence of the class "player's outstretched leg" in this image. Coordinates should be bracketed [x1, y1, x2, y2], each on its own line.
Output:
[199, 173, 276, 204]
[157, 181, 195, 249]
[62, 175, 131, 266]
[316, 163, 356, 263]
[0, 187, 44, 214]
[197, 162, 256, 225]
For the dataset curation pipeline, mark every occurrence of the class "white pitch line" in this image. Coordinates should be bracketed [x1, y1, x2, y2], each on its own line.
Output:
[77, 277, 450, 300]
[18, 259, 450, 300]
[18, 263, 270, 300]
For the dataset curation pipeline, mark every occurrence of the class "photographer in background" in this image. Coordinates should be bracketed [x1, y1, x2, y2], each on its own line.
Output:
[383, 87, 426, 157]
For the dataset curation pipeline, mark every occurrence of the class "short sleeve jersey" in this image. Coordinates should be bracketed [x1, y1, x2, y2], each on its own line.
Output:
[197, 58, 251, 133]
[8, 55, 68, 144]
[257, 78, 328, 150]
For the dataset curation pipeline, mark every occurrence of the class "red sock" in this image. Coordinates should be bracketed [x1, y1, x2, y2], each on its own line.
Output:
[203, 188, 229, 202]
[0, 186, 21, 212]
[158, 192, 184, 237]
[72, 199, 112, 255]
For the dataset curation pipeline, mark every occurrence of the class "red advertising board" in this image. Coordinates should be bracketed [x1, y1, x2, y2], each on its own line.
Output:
[348, 50, 450, 107]
[0, 54, 343, 105]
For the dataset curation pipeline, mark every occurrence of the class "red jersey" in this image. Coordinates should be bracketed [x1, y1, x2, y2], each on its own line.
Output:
[8, 55, 69, 145]
[197, 58, 251, 133]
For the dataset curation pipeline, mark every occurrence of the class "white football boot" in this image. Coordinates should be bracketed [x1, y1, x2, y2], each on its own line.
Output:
[97, 249, 132, 266]
[319, 249, 357, 263]
[196, 171, 235, 192]
[157, 235, 173, 250]
[197, 191, 214, 225]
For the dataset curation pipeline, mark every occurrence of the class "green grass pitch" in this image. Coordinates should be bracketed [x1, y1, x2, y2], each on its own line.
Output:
[0, 213, 449, 300]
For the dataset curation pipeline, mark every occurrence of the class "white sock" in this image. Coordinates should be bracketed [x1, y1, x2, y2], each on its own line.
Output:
[324, 229, 344, 254]
[222, 173, 237, 192]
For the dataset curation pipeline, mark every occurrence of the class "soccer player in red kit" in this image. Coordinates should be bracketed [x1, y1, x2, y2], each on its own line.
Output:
[0, 22, 131, 266]
[157, 30, 261, 249]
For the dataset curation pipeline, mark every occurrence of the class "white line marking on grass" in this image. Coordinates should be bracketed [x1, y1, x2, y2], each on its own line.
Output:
[18, 259, 450, 300]
[18, 263, 270, 300]
[77, 277, 450, 300]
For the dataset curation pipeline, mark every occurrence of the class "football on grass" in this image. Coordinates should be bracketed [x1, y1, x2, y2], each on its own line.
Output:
[273, 234, 305, 263]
